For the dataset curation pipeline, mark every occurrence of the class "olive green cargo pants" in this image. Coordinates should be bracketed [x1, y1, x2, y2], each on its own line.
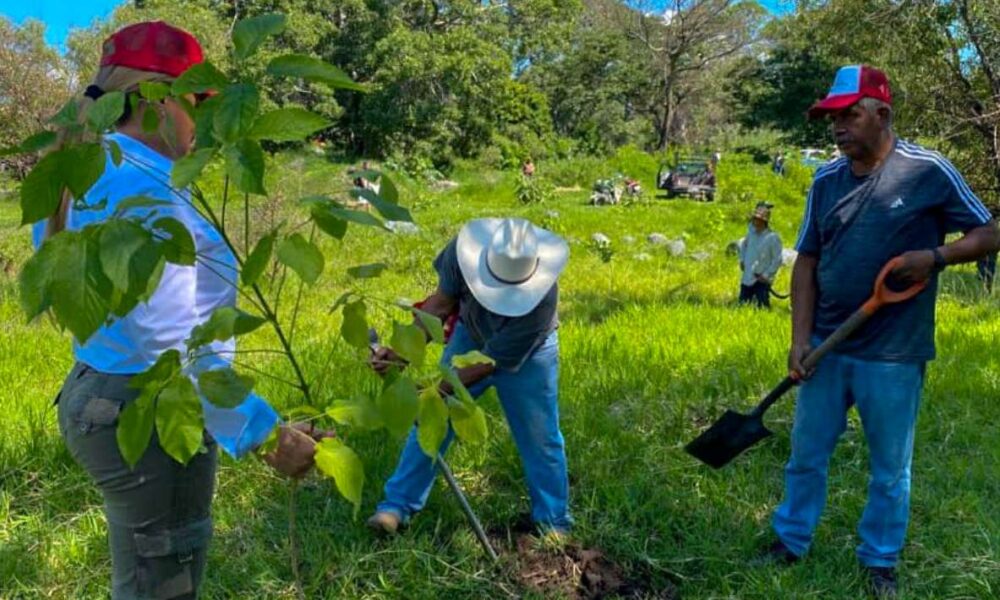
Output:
[56, 363, 217, 599]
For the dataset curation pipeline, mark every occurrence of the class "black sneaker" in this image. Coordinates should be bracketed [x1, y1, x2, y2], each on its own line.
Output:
[865, 566, 898, 599]
[750, 539, 800, 566]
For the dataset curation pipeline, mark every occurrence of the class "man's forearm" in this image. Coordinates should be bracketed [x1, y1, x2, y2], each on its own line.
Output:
[791, 254, 819, 346]
[439, 363, 495, 396]
[939, 222, 1000, 265]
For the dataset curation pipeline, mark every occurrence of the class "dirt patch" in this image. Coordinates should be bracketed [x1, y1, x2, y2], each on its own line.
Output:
[491, 523, 678, 599]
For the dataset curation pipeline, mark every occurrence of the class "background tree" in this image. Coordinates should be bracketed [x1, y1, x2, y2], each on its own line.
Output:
[0, 19, 72, 176]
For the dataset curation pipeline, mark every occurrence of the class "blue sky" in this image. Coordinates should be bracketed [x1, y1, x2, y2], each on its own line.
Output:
[2, 0, 795, 51]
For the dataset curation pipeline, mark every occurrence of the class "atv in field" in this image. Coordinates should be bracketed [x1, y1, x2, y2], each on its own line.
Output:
[657, 158, 715, 201]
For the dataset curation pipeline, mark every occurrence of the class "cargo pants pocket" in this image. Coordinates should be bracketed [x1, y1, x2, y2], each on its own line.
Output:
[133, 517, 213, 600]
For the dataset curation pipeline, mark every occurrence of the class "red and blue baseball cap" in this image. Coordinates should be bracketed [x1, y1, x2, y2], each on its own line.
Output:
[100, 21, 204, 78]
[807, 65, 892, 119]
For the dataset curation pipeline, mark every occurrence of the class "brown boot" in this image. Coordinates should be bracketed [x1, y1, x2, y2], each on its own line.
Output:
[366, 511, 402, 536]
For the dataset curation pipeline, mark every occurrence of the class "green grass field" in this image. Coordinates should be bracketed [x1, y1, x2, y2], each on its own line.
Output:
[1, 153, 998, 599]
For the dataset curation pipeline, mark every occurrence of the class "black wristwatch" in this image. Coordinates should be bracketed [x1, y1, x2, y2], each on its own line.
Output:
[931, 247, 947, 273]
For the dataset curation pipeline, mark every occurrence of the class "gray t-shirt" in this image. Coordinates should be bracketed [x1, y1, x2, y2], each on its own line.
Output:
[434, 238, 559, 372]
[795, 139, 993, 362]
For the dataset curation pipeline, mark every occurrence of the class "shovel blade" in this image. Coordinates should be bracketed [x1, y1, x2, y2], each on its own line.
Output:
[685, 409, 773, 469]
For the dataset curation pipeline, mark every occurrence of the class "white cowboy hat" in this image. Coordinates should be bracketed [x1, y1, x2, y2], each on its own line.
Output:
[456, 218, 569, 317]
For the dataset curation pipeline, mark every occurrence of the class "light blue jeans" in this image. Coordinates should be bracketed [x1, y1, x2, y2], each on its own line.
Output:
[377, 322, 572, 531]
[773, 349, 925, 567]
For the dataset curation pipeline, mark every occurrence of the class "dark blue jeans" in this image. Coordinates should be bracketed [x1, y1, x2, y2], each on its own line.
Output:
[739, 281, 770, 308]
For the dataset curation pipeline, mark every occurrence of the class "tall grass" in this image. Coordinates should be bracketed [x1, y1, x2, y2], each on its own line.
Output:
[1, 152, 997, 598]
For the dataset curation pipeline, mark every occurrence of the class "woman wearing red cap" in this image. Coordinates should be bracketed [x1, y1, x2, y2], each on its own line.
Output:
[34, 22, 319, 599]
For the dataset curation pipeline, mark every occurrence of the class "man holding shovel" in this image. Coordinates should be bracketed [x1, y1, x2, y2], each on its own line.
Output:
[758, 66, 999, 598]
[366, 218, 573, 537]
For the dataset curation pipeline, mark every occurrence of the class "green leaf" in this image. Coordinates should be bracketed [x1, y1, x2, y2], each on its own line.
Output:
[87, 91, 126, 133]
[110, 237, 164, 317]
[19, 150, 63, 225]
[449, 395, 488, 445]
[266, 54, 366, 91]
[117, 394, 156, 468]
[40, 229, 112, 343]
[391, 322, 426, 368]
[242, 230, 276, 287]
[153, 217, 196, 265]
[141, 105, 160, 134]
[0, 130, 57, 156]
[310, 205, 347, 239]
[416, 387, 448, 458]
[276, 233, 324, 285]
[186, 306, 267, 350]
[62, 143, 106, 199]
[248, 107, 331, 142]
[352, 189, 412, 222]
[233, 13, 287, 60]
[380, 173, 400, 204]
[48, 99, 78, 127]
[223, 140, 266, 195]
[99, 219, 153, 291]
[314, 438, 365, 517]
[155, 376, 204, 464]
[18, 235, 59, 319]
[451, 350, 496, 369]
[130, 349, 183, 391]
[172, 148, 215, 189]
[327, 394, 383, 430]
[377, 376, 420, 437]
[412, 307, 444, 344]
[198, 368, 255, 409]
[214, 84, 259, 143]
[139, 81, 171, 102]
[172, 62, 228, 95]
[347, 262, 386, 279]
[193, 94, 221, 149]
[107, 139, 123, 167]
[327, 206, 385, 229]
[341, 300, 369, 350]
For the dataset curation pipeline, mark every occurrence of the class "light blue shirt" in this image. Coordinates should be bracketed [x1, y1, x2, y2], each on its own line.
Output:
[33, 133, 278, 458]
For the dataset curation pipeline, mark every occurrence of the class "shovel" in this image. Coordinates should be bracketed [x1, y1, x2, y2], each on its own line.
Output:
[685, 257, 927, 469]
[368, 329, 500, 561]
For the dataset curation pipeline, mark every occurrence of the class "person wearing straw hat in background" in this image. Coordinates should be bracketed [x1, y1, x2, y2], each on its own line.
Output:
[737, 202, 783, 308]
[32, 22, 325, 599]
[367, 218, 573, 537]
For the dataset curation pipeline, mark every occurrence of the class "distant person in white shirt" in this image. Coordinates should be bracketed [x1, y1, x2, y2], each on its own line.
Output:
[738, 202, 783, 308]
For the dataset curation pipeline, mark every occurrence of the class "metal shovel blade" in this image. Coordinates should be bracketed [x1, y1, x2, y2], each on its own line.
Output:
[684, 409, 773, 469]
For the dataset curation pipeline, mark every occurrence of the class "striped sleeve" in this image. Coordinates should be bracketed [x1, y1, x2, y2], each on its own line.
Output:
[897, 141, 993, 231]
[795, 183, 821, 254]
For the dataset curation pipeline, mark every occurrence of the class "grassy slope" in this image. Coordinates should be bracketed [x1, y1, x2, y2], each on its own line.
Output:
[0, 153, 997, 599]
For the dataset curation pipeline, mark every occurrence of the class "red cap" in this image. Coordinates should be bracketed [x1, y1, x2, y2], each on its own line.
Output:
[100, 21, 204, 78]
[808, 65, 892, 119]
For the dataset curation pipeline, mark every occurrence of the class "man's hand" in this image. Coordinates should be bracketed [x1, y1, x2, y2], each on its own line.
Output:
[788, 341, 815, 380]
[889, 250, 935, 288]
[290, 421, 335, 443]
[754, 273, 771, 285]
[369, 347, 407, 376]
[262, 425, 318, 479]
